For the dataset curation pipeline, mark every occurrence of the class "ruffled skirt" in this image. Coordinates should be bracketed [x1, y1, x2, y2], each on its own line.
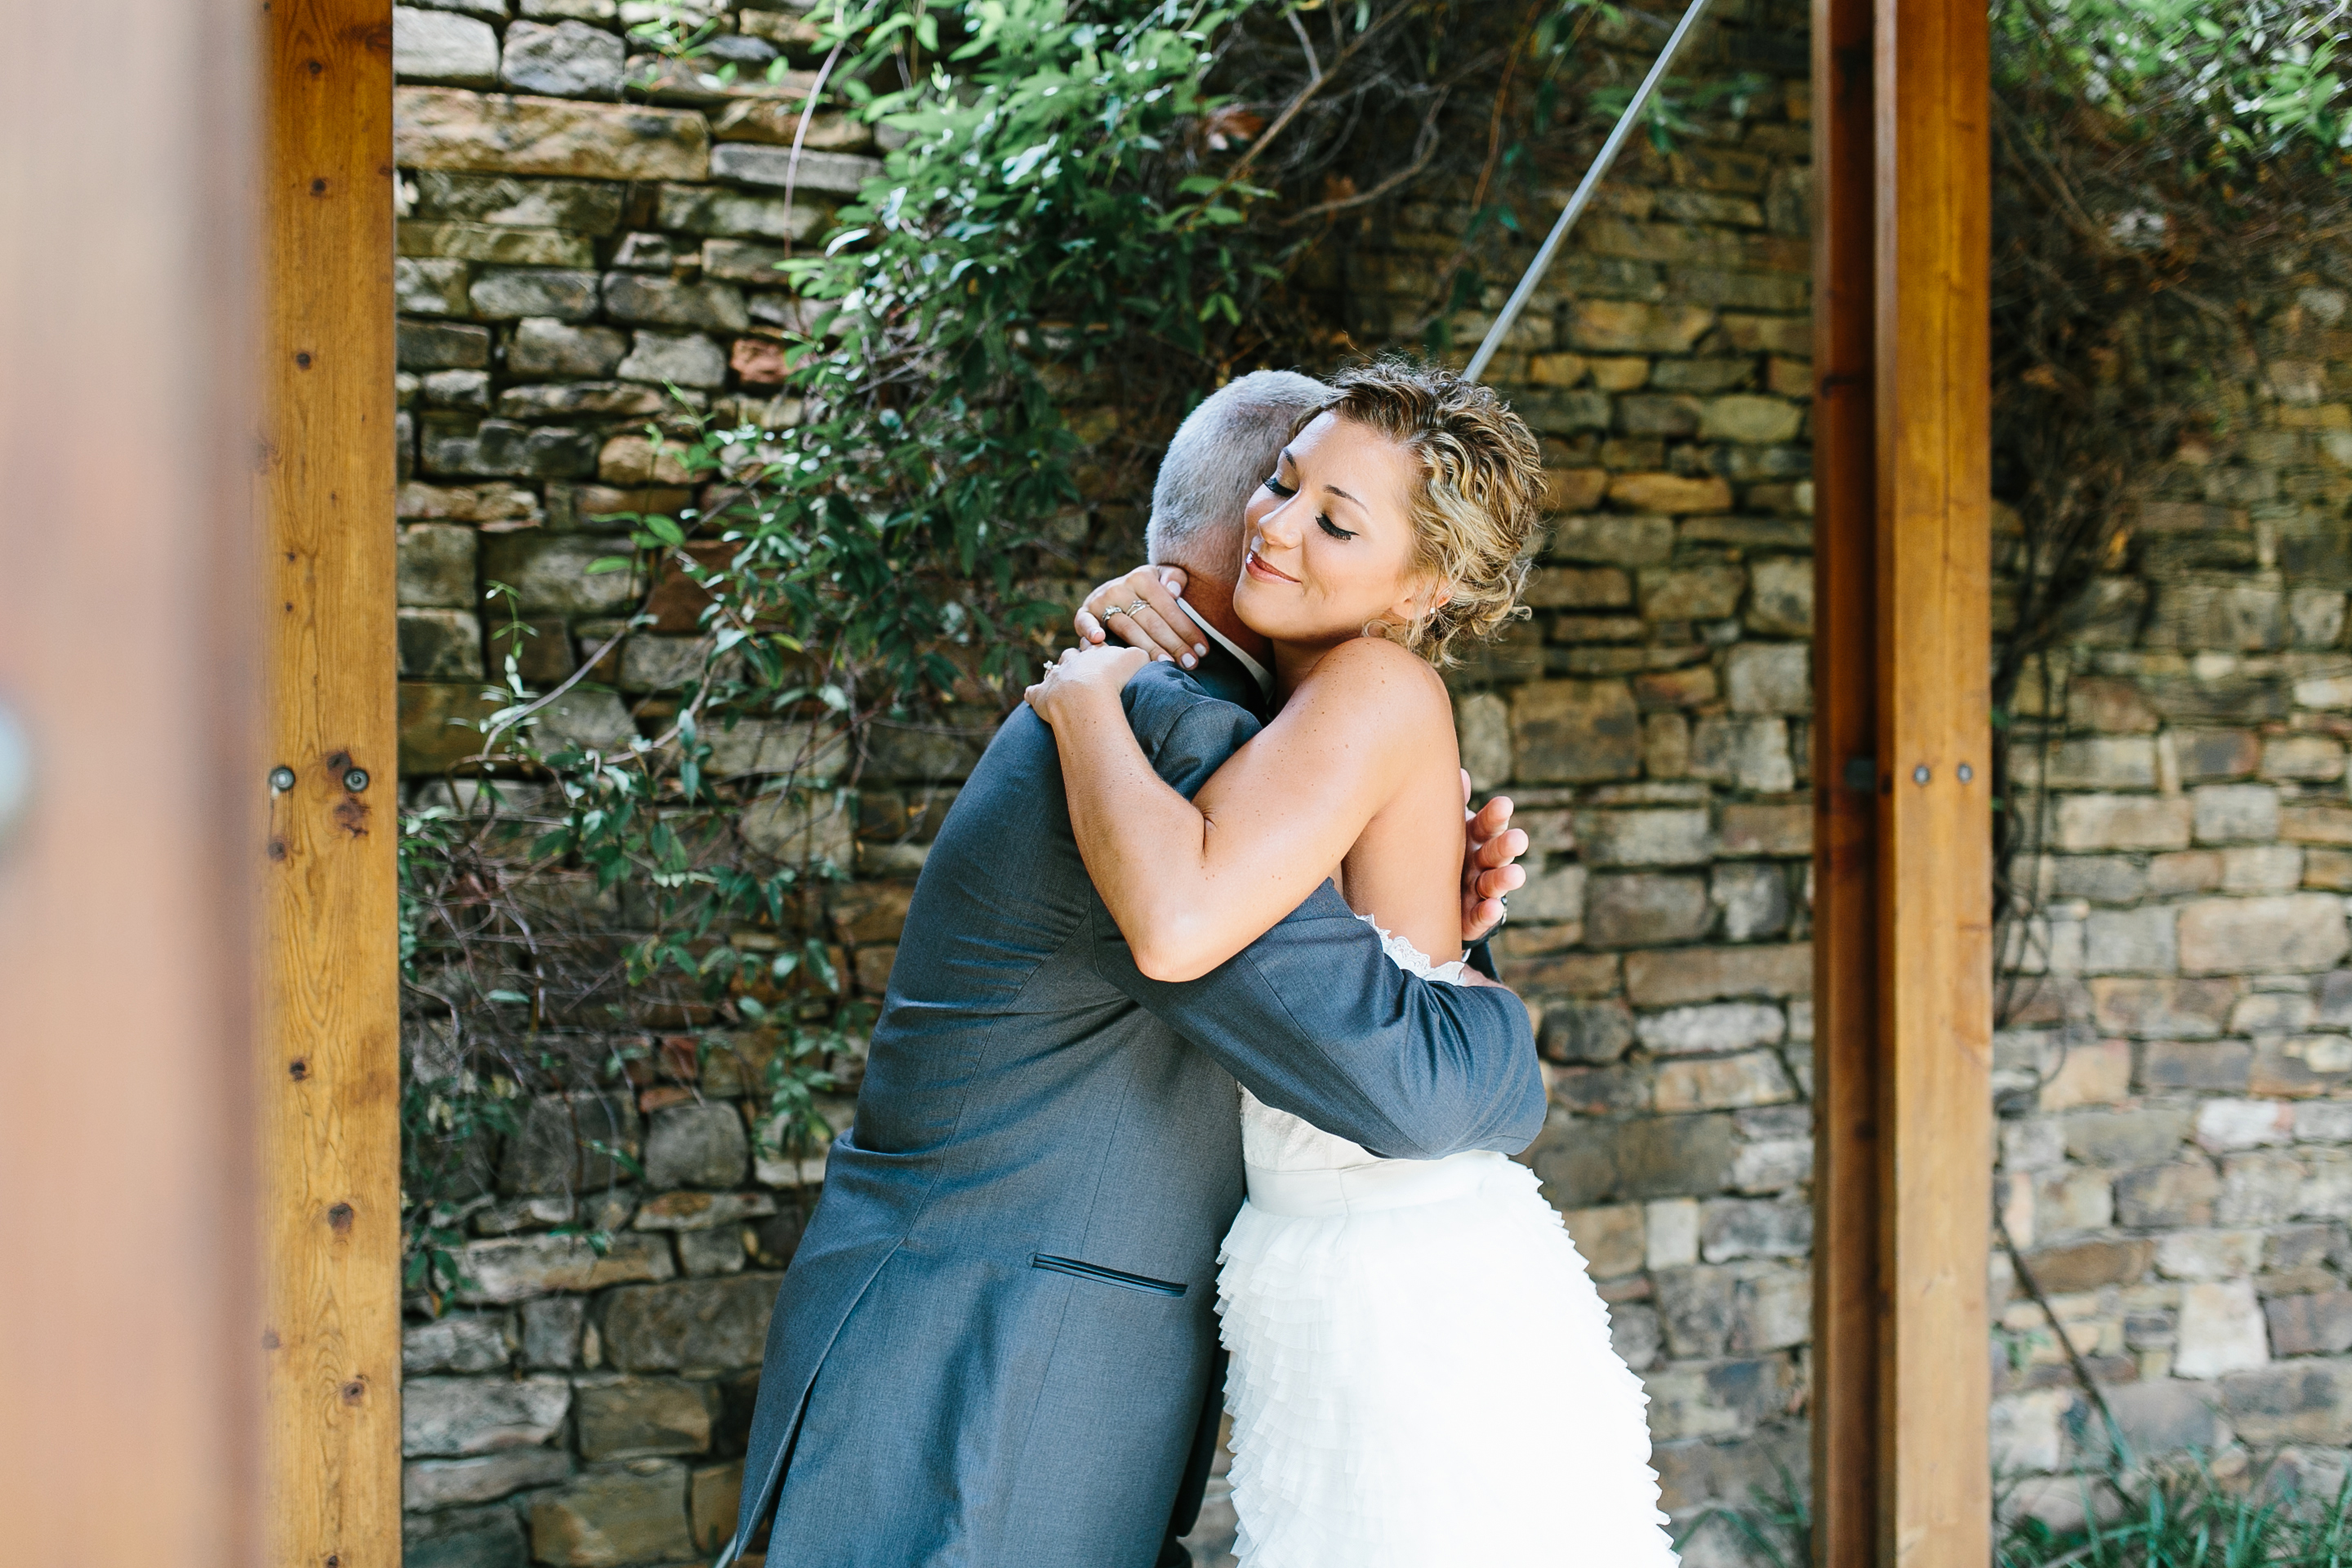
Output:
[1214, 1152, 1679, 1567]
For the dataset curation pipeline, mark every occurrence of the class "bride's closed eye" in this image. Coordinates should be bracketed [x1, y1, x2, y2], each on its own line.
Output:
[1264, 468, 1354, 540]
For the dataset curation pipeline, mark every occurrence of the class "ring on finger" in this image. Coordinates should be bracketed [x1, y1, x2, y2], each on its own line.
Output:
[1120, 600, 1148, 620]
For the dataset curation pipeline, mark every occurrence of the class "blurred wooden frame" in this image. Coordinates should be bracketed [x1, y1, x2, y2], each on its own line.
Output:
[0, 0, 275, 1564]
[1, 0, 398, 1564]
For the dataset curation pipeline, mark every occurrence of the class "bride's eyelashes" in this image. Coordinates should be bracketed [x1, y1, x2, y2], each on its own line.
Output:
[1262, 469, 1353, 540]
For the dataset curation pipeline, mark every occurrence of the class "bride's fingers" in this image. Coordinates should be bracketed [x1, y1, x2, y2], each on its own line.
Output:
[1091, 568, 1201, 665]
[1109, 602, 1194, 665]
[1474, 863, 1526, 902]
[1075, 609, 1106, 644]
[1080, 567, 1169, 641]
[1102, 597, 1196, 664]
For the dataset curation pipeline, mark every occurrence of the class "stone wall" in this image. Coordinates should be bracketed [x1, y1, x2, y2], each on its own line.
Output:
[1986, 278, 2352, 1515]
[390, 8, 902, 1568]
[1396, 3, 1822, 1548]
[384, 2, 1830, 1564]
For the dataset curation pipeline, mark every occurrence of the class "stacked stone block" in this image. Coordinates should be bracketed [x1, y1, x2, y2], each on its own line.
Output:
[1988, 282, 2352, 1513]
[1342, 6, 1822, 1545]
[384, 2, 1841, 1562]
[385, 10, 942, 1567]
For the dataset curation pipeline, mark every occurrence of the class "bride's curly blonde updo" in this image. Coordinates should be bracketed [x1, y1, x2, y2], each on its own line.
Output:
[1311, 358, 1545, 668]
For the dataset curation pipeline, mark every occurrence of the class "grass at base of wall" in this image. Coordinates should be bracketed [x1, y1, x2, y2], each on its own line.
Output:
[1681, 1455, 2352, 1568]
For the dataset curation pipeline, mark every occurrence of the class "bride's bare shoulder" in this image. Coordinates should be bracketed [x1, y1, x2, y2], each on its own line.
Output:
[1294, 635, 1454, 732]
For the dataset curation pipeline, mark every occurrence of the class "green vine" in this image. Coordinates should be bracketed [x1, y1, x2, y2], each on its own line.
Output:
[395, 0, 1817, 1304]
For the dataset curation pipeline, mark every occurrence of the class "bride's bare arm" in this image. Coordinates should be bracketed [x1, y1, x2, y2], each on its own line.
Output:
[1025, 636, 1450, 983]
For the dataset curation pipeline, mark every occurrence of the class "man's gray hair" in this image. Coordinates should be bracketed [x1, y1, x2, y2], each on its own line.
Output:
[1147, 369, 1332, 575]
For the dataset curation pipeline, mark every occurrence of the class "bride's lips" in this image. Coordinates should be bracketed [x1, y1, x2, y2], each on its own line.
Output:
[1244, 549, 1298, 585]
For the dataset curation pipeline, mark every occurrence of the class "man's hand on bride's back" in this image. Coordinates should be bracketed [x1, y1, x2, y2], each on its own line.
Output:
[1025, 642, 1152, 726]
[1075, 564, 1204, 668]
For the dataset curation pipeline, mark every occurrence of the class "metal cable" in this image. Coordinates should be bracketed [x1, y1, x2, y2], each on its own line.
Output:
[1463, 0, 1719, 385]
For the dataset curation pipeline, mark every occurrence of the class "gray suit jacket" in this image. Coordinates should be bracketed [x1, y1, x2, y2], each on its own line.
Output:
[721, 655, 1544, 1568]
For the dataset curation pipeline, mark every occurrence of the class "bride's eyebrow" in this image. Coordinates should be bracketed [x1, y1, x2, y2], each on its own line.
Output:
[1321, 482, 1365, 513]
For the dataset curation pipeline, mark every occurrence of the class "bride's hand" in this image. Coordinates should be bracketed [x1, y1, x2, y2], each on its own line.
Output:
[1075, 564, 1201, 667]
[1025, 642, 1152, 725]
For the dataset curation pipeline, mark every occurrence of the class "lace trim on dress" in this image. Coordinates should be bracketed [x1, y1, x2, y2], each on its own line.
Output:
[1348, 911, 1470, 986]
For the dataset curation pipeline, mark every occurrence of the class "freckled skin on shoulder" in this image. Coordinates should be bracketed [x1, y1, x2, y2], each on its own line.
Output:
[1027, 631, 1472, 983]
[1232, 630, 1468, 964]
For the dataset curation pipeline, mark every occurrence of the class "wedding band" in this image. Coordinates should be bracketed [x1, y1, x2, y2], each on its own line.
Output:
[1117, 600, 1147, 620]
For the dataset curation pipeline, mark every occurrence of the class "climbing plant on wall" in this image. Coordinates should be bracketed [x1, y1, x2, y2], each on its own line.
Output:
[1985, 0, 2352, 1023]
[396, 0, 1744, 1302]
[400, 0, 1298, 1301]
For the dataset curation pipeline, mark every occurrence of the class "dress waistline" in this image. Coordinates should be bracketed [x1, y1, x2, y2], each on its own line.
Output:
[1243, 1149, 1504, 1219]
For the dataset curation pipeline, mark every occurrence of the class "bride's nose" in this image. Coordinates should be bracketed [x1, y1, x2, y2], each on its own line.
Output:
[1257, 497, 1303, 550]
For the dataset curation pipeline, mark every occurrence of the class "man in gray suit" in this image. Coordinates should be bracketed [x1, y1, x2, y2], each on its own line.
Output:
[720, 372, 1544, 1568]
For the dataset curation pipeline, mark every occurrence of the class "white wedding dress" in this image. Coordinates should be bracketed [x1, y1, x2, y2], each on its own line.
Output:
[1214, 917, 1680, 1568]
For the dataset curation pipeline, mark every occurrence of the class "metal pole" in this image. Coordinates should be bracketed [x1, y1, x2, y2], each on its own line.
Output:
[1462, 0, 1718, 384]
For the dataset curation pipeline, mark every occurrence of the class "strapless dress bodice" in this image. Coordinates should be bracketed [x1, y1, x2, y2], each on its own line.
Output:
[1238, 916, 1506, 1218]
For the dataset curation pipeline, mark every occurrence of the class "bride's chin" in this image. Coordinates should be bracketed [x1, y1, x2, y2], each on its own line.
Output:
[1231, 585, 1279, 639]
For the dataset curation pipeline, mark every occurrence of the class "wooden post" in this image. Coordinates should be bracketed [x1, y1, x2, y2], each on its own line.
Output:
[1809, 0, 1882, 1555]
[260, 3, 403, 1566]
[1811, 0, 1993, 1561]
[0, 0, 261, 1561]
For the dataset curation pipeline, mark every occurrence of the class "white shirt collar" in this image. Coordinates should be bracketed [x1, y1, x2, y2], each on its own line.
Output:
[1175, 597, 1272, 699]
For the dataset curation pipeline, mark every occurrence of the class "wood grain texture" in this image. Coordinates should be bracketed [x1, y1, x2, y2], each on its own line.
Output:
[0, 0, 261, 1562]
[1812, 0, 1993, 1560]
[1876, 0, 1995, 1561]
[1808, 0, 1882, 1556]
[261, 2, 403, 1565]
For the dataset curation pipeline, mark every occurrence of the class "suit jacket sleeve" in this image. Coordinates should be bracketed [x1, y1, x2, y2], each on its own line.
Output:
[1090, 665, 1547, 1161]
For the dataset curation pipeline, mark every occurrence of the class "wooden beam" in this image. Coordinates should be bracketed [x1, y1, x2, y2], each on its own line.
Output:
[1812, 0, 1992, 1559]
[1876, 0, 1993, 1557]
[260, 3, 403, 1566]
[1808, 0, 1882, 1555]
[0, 0, 261, 1561]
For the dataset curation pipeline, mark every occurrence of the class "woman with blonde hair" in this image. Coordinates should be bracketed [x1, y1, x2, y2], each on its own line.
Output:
[1031, 359, 1677, 1566]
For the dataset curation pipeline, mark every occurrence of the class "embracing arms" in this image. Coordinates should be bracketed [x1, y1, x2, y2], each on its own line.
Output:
[1073, 563, 1526, 943]
[1101, 888, 1547, 1159]
[1028, 636, 1454, 982]
[1092, 668, 1546, 1159]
